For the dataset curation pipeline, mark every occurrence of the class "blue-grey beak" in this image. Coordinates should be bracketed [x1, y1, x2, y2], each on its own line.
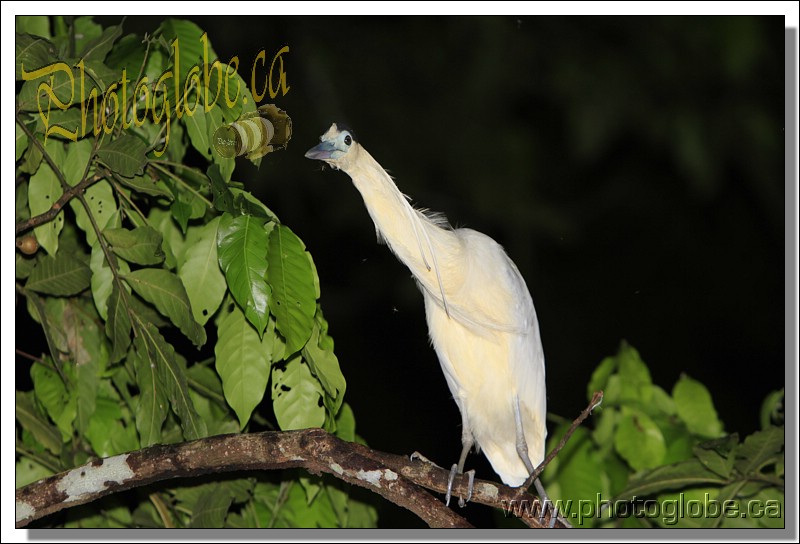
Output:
[305, 140, 337, 161]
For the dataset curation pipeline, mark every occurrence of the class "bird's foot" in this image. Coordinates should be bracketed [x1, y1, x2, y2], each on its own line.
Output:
[445, 464, 475, 508]
[533, 478, 570, 528]
[458, 470, 475, 507]
[409, 451, 440, 468]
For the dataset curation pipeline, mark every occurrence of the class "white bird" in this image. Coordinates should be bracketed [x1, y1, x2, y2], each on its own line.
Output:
[306, 124, 556, 519]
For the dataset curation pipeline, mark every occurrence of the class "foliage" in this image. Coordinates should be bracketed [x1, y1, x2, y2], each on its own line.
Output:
[543, 342, 784, 528]
[15, 15, 376, 528]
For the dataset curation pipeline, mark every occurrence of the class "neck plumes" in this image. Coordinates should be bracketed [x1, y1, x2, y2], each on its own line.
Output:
[343, 145, 462, 311]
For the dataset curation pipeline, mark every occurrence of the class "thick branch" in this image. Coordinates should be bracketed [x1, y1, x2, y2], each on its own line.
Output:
[16, 397, 602, 530]
[15, 429, 473, 529]
[16, 394, 605, 528]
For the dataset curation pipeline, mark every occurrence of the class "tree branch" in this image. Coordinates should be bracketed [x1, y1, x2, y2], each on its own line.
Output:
[15, 427, 577, 529]
[15, 429, 475, 529]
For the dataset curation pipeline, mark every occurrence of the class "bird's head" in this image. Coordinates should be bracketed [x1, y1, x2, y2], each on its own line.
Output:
[305, 123, 359, 171]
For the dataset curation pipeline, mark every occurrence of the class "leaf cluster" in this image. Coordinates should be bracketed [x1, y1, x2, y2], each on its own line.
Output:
[543, 342, 784, 528]
[15, 15, 375, 528]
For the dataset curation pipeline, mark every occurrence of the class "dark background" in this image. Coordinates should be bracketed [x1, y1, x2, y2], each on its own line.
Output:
[22, 15, 787, 527]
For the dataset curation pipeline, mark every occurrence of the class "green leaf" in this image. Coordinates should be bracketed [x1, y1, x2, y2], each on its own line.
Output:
[15, 32, 57, 79]
[604, 342, 653, 407]
[587, 355, 616, 400]
[16, 122, 28, 160]
[115, 174, 173, 199]
[215, 302, 271, 429]
[26, 252, 91, 295]
[170, 199, 192, 234]
[16, 17, 50, 37]
[59, 298, 106, 434]
[96, 134, 148, 177]
[271, 480, 339, 528]
[130, 334, 168, 446]
[86, 396, 138, 457]
[16, 456, 55, 489]
[17, 66, 80, 112]
[208, 163, 236, 214]
[692, 434, 739, 479]
[187, 363, 226, 400]
[125, 268, 206, 347]
[271, 355, 325, 431]
[648, 384, 676, 416]
[71, 16, 103, 56]
[734, 426, 784, 476]
[217, 213, 271, 336]
[133, 319, 207, 440]
[158, 18, 207, 100]
[334, 403, 356, 443]
[673, 374, 724, 438]
[28, 140, 65, 255]
[90, 240, 129, 321]
[16, 391, 62, 455]
[70, 179, 118, 247]
[230, 188, 279, 221]
[267, 225, 317, 355]
[148, 206, 184, 268]
[614, 458, 727, 501]
[302, 320, 346, 411]
[106, 283, 132, 363]
[30, 361, 75, 441]
[693, 446, 734, 479]
[106, 32, 144, 72]
[343, 494, 379, 528]
[189, 484, 235, 528]
[104, 226, 165, 265]
[63, 138, 93, 186]
[78, 24, 121, 62]
[185, 106, 212, 159]
[760, 389, 784, 429]
[179, 217, 227, 324]
[614, 409, 666, 471]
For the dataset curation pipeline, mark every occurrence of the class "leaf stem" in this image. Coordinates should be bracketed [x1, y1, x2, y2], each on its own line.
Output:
[151, 161, 213, 208]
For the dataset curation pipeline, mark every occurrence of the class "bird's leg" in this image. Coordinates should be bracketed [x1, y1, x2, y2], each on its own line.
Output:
[445, 415, 476, 507]
[514, 396, 561, 528]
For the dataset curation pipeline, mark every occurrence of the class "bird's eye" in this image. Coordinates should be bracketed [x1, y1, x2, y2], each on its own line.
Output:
[344, 135, 352, 146]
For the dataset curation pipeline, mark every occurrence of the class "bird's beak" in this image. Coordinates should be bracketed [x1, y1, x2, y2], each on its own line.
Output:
[304, 140, 337, 161]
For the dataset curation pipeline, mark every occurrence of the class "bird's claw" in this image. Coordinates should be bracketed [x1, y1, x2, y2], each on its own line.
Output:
[445, 464, 458, 507]
[533, 478, 567, 528]
[457, 470, 475, 508]
[446, 465, 475, 508]
[410, 451, 438, 466]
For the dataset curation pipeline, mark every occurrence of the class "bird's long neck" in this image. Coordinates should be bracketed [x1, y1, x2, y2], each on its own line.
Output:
[344, 145, 463, 303]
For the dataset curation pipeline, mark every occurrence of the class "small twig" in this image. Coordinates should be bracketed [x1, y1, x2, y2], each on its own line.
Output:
[106, 169, 149, 227]
[14, 349, 45, 365]
[15, 173, 105, 236]
[518, 391, 604, 495]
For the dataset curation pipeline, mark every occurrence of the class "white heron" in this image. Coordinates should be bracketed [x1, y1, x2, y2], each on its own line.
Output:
[306, 124, 557, 522]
